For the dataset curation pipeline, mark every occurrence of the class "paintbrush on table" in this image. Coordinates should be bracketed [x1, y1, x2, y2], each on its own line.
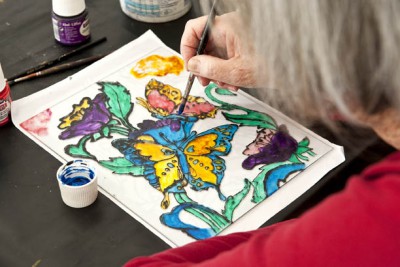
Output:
[177, 0, 218, 115]
[7, 54, 107, 85]
[6, 37, 107, 82]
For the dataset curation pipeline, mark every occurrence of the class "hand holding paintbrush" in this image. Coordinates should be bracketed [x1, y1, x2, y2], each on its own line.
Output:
[178, 0, 218, 115]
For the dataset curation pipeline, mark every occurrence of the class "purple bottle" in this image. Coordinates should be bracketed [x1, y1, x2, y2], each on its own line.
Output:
[52, 0, 91, 46]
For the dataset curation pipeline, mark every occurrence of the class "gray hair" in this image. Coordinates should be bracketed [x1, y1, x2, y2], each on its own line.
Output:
[202, 1, 400, 126]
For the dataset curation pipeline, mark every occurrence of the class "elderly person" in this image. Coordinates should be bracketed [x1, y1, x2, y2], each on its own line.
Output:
[125, 1, 400, 266]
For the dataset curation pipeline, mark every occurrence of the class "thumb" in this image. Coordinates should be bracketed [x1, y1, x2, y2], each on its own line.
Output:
[188, 55, 234, 84]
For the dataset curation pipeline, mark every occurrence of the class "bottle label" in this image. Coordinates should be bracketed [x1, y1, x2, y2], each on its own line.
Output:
[52, 12, 90, 45]
[121, 0, 191, 22]
[0, 84, 11, 126]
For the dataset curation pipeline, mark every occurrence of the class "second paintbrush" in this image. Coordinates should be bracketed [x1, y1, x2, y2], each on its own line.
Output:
[8, 54, 106, 86]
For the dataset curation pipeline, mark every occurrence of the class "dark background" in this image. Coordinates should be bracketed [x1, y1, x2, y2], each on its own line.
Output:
[0, 0, 395, 266]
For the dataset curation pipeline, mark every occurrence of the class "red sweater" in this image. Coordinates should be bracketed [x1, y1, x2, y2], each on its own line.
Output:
[125, 151, 400, 267]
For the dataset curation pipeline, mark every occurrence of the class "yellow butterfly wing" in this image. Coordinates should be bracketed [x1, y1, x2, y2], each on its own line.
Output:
[184, 133, 227, 155]
[182, 125, 238, 195]
[134, 135, 183, 192]
[186, 155, 217, 186]
[184, 133, 227, 187]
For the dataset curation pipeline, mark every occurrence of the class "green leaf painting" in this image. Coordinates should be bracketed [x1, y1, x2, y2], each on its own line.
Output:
[99, 157, 144, 176]
[64, 135, 95, 159]
[98, 81, 135, 129]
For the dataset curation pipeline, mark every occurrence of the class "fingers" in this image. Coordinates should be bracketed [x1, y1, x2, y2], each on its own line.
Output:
[197, 76, 212, 87]
[216, 82, 240, 91]
[187, 54, 255, 89]
[180, 12, 257, 90]
[194, 77, 239, 91]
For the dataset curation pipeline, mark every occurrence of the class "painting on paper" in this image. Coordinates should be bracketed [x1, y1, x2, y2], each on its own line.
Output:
[16, 31, 343, 247]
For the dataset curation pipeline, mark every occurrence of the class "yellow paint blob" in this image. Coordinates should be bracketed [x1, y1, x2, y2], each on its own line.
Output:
[131, 55, 184, 78]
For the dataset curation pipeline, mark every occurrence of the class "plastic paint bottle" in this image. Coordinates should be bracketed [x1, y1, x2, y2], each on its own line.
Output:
[0, 64, 12, 127]
[119, 0, 192, 23]
[52, 0, 91, 46]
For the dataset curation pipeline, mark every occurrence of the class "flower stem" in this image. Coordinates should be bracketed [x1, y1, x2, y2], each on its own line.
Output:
[109, 126, 130, 136]
[120, 118, 137, 132]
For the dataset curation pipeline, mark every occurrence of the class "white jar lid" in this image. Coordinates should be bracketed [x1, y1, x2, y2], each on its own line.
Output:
[0, 64, 5, 92]
[52, 0, 86, 17]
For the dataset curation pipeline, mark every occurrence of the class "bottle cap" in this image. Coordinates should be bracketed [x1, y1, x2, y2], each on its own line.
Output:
[56, 159, 98, 208]
[52, 0, 86, 17]
[0, 64, 6, 93]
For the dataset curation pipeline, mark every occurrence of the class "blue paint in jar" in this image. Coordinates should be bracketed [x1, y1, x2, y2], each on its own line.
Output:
[58, 160, 95, 187]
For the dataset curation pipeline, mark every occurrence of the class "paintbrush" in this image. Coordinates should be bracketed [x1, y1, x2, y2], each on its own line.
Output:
[6, 37, 107, 82]
[8, 54, 107, 85]
[177, 0, 218, 115]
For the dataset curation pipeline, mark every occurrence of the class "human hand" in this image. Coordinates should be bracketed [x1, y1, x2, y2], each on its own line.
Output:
[180, 12, 260, 90]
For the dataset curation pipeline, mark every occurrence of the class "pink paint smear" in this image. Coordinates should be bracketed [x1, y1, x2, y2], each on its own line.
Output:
[20, 109, 52, 137]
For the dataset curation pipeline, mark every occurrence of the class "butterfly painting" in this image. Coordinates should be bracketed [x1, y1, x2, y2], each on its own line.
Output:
[113, 118, 238, 209]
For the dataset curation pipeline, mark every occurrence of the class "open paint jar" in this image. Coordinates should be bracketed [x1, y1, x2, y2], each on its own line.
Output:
[56, 159, 98, 208]
[119, 0, 192, 23]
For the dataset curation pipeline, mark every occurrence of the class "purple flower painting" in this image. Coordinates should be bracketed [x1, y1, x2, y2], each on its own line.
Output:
[58, 93, 111, 139]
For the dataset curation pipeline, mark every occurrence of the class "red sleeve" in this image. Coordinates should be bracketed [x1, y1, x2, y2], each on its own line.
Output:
[124, 152, 400, 267]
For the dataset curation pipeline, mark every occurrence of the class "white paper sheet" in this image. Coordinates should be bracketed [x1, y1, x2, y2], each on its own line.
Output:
[12, 30, 345, 247]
